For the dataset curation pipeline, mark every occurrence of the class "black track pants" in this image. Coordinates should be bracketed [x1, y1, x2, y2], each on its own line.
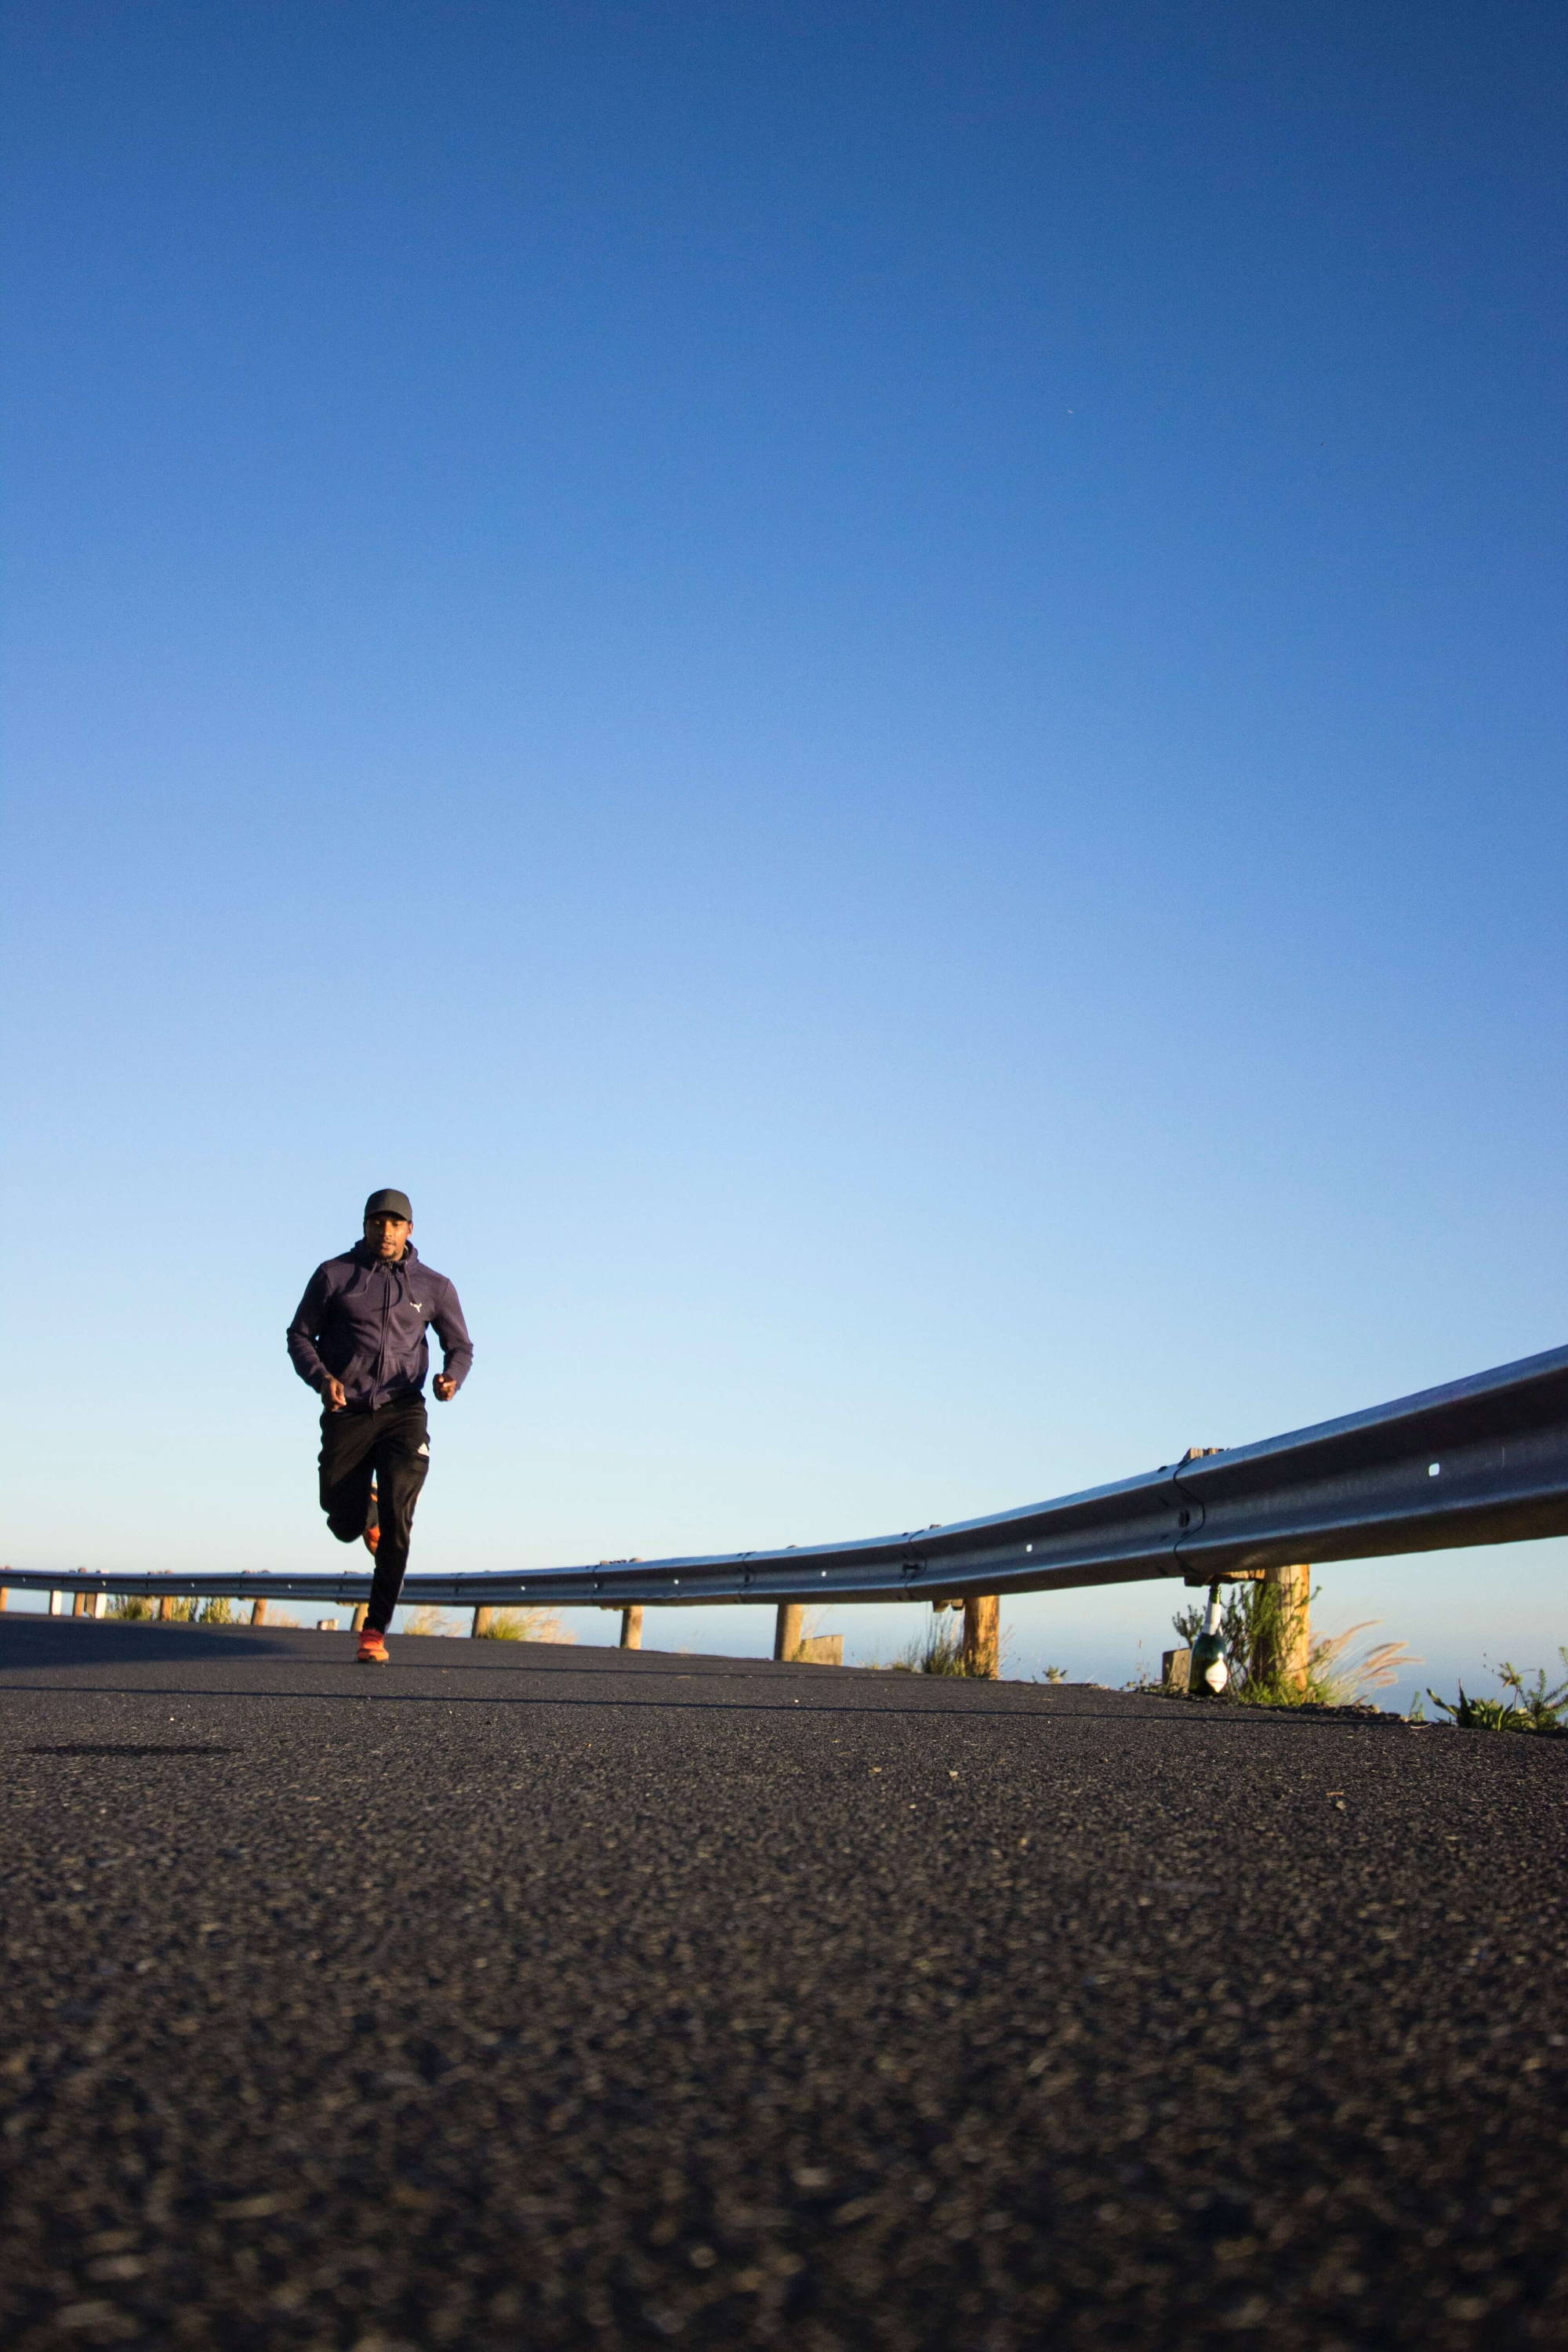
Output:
[318, 1397, 430, 1633]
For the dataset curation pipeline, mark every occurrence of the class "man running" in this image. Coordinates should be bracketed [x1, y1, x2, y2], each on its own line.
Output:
[287, 1189, 474, 1663]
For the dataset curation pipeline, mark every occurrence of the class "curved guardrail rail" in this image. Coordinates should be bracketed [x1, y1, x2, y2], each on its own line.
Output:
[6, 1342, 1567, 1613]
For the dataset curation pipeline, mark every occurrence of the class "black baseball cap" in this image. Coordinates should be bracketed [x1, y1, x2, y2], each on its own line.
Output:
[364, 1188, 413, 1222]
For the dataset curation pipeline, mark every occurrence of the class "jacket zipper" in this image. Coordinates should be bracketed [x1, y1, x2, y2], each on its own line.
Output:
[376, 1254, 409, 1405]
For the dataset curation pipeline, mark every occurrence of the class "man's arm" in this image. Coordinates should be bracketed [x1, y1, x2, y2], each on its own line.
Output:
[286, 1268, 346, 1410]
[430, 1277, 474, 1403]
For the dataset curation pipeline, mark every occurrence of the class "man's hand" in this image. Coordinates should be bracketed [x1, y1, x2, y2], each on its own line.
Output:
[434, 1374, 458, 1402]
[321, 1377, 347, 1411]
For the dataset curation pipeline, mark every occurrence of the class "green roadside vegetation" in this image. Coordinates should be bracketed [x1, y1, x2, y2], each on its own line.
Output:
[1414, 1651, 1568, 1734]
[1161, 1581, 1566, 1730]
[105, 1593, 235, 1624]
[1167, 1579, 1416, 1708]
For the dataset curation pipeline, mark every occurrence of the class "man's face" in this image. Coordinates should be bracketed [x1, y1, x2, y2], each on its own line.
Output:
[364, 1213, 412, 1260]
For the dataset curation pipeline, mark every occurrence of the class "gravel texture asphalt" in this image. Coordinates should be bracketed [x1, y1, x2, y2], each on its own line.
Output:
[1, 1614, 1564, 2352]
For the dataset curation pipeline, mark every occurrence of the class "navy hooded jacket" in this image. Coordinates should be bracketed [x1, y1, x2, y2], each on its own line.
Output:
[287, 1242, 474, 1411]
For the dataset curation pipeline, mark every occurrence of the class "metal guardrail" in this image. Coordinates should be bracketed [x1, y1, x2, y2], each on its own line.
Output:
[5, 1343, 1566, 1616]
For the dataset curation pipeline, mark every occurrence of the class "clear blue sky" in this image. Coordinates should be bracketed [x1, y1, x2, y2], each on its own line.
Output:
[4, 1, 1563, 1699]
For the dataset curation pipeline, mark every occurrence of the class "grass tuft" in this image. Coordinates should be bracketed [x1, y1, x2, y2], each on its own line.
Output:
[1425, 1650, 1568, 1735]
[476, 1607, 575, 1644]
[884, 1614, 1013, 1678]
[108, 1594, 254, 1625]
[898, 1618, 967, 1675]
[404, 1606, 458, 1637]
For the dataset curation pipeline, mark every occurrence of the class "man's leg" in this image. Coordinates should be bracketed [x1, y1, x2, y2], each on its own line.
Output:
[319, 1408, 378, 1544]
[365, 1401, 430, 1634]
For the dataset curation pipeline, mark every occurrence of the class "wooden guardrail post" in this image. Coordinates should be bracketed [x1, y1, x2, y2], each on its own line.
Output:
[962, 1594, 1000, 1679]
[350, 1602, 369, 1633]
[470, 1606, 493, 1639]
[619, 1605, 644, 1650]
[158, 1594, 176, 1621]
[774, 1602, 804, 1662]
[1258, 1563, 1312, 1693]
[249, 1599, 268, 1626]
[72, 1592, 88, 1617]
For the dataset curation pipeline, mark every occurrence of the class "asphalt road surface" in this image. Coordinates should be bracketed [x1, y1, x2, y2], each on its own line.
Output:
[2, 1617, 1564, 2351]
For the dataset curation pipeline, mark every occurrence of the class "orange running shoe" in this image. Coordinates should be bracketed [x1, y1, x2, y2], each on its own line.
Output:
[357, 1629, 390, 1664]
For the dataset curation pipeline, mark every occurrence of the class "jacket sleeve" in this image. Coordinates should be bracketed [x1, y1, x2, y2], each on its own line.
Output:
[432, 1277, 474, 1391]
[286, 1265, 334, 1393]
